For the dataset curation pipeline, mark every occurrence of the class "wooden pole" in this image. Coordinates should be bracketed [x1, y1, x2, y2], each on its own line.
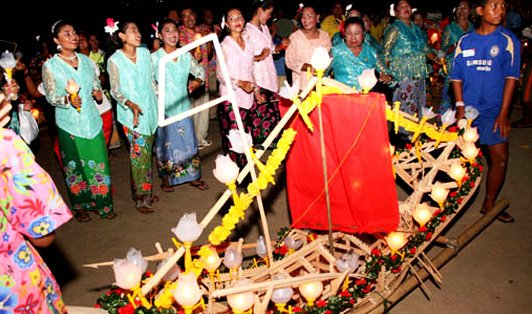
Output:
[354, 198, 509, 314]
[316, 71, 335, 255]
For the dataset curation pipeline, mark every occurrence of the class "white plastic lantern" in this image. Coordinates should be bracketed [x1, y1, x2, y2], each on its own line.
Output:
[430, 182, 449, 208]
[172, 213, 203, 243]
[271, 274, 293, 305]
[226, 129, 253, 154]
[385, 232, 408, 253]
[173, 272, 203, 313]
[213, 154, 239, 184]
[358, 68, 378, 94]
[463, 127, 479, 143]
[413, 203, 432, 227]
[449, 162, 466, 185]
[256, 235, 268, 258]
[310, 46, 331, 71]
[299, 280, 323, 306]
[113, 259, 142, 290]
[223, 246, 243, 270]
[227, 279, 255, 313]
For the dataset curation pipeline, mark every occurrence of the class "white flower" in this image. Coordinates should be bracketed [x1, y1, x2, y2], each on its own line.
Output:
[389, 4, 396, 17]
[279, 80, 300, 99]
[227, 129, 253, 154]
[104, 18, 119, 35]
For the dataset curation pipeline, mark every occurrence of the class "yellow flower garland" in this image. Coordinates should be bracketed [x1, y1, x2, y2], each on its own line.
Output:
[208, 128, 297, 245]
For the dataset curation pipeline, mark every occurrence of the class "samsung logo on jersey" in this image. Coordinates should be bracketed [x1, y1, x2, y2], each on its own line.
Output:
[466, 59, 493, 72]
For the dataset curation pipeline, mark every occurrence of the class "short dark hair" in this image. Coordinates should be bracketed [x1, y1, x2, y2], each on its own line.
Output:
[344, 16, 365, 33]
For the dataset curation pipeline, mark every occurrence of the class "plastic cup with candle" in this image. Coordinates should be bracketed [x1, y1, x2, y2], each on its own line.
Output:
[66, 79, 81, 112]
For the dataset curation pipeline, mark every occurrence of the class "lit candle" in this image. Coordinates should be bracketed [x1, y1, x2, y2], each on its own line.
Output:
[173, 272, 203, 314]
[413, 203, 432, 227]
[385, 232, 408, 254]
[227, 292, 255, 313]
[113, 259, 142, 290]
[430, 182, 449, 209]
[0, 51, 16, 82]
[449, 162, 466, 187]
[66, 79, 81, 112]
[299, 280, 323, 307]
[462, 142, 479, 163]
[463, 127, 479, 143]
[202, 246, 222, 273]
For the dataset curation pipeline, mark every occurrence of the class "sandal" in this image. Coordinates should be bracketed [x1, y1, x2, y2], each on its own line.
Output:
[189, 180, 209, 190]
[102, 212, 117, 220]
[74, 210, 91, 223]
[161, 184, 175, 192]
[480, 208, 515, 223]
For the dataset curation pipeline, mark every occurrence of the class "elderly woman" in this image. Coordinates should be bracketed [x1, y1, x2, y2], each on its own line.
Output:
[285, 4, 331, 89]
[331, 17, 391, 90]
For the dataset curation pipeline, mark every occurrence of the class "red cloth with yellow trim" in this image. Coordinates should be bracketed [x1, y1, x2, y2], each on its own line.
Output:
[281, 93, 399, 233]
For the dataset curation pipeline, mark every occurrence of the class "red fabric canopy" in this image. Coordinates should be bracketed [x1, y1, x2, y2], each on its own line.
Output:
[282, 93, 399, 234]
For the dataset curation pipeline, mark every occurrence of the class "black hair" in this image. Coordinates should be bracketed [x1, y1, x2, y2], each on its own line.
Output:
[49, 20, 75, 54]
[391, 0, 412, 8]
[251, 0, 274, 16]
[50, 20, 72, 39]
[103, 19, 138, 72]
[158, 18, 179, 33]
[343, 16, 365, 37]
[219, 7, 242, 40]
[475, 0, 488, 7]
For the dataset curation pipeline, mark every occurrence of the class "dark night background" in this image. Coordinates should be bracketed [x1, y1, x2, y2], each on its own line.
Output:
[1, 0, 453, 59]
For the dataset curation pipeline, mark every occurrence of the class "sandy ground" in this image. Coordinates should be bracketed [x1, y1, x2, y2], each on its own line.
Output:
[32, 108, 532, 313]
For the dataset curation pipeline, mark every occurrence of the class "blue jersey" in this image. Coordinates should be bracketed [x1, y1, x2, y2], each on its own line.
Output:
[450, 26, 520, 114]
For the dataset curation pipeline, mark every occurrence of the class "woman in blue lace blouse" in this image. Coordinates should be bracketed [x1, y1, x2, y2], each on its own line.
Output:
[331, 17, 391, 90]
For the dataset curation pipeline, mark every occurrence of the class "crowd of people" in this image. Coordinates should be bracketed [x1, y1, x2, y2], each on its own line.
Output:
[2, 0, 530, 221]
[0, 0, 531, 310]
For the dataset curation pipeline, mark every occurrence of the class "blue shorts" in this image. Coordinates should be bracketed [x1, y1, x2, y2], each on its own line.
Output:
[472, 113, 508, 146]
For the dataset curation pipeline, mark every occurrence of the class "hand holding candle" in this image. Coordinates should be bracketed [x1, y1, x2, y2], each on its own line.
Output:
[0, 51, 16, 82]
[0, 51, 18, 100]
[66, 79, 81, 112]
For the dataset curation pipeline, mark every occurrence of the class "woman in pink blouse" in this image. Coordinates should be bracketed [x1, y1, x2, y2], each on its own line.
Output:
[244, 0, 288, 146]
[285, 4, 332, 89]
[217, 7, 275, 167]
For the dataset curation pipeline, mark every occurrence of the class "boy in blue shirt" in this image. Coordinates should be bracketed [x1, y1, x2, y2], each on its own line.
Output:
[451, 0, 520, 223]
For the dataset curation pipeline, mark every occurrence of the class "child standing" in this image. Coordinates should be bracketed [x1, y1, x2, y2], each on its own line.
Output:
[451, 0, 521, 223]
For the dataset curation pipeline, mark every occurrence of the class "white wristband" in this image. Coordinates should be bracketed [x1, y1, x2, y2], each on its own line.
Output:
[455, 101, 465, 107]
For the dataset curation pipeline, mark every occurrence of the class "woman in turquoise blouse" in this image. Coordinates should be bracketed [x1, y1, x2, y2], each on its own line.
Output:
[42, 20, 115, 221]
[383, 0, 436, 116]
[331, 17, 391, 90]
[107, 20, 159, 213]
[151, 19, 208, 192]
[439, 0, 473, 113]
